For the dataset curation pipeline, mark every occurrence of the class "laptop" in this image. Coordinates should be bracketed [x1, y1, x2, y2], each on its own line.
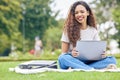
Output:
[76, 41, 107, 61]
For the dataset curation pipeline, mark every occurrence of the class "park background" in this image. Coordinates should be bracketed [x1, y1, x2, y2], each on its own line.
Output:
[0, 0, 120, 80]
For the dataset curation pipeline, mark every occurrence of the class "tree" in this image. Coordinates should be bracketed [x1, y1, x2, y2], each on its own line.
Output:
[0, 0, 22, 54]
[19, 0, 58, 40]
[18, 0, 59, 51]
[90, 0, 120, 51]
[90, 0, 117, 24]
[112, 1, 120, 48]
[43, 19, 64, 51]
[0, 0, 22, 35]
[0, 0, 59, 54]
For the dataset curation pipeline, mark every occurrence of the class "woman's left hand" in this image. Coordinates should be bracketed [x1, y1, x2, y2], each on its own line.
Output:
[71, 48, 79, 57]
[101, 51, 107, 58]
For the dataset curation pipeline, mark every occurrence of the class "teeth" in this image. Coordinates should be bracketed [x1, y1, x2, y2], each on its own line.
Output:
[78, 17, 83, 21]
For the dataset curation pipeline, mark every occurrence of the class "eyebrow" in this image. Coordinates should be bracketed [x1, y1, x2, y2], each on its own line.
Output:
[75, 9, 85, 12]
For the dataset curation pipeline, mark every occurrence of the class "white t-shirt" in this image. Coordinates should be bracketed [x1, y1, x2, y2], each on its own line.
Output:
[61, 26, 100, 50]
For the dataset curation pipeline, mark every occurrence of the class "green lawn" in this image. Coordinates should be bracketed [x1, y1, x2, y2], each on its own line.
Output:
[0, 59, 120, 80]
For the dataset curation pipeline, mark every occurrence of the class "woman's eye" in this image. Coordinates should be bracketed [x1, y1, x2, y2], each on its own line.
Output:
[80, 11, 85, 13]
[75, 12, 78, 14]
[75, 10, 85, 14]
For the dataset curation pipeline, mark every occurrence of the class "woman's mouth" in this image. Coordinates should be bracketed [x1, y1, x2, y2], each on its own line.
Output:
[77, 16, 84, 21]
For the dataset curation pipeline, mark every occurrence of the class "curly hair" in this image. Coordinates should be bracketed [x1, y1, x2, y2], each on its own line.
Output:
[63, 1, 96, 47]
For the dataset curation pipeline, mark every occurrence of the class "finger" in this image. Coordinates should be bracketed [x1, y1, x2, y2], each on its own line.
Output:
[72, 48, 76, 52]
[73, 52, 79, 57]
[101, 54, 106, 58]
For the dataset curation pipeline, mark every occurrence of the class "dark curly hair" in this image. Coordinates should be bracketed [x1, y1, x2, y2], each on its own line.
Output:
[63, 1, 96, 47]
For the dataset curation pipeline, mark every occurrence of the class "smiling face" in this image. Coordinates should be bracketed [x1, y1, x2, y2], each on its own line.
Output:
[74, 5, 89, 24]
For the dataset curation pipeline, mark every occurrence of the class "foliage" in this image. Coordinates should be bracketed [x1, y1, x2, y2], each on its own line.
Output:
[19, 0, 58, 40]
[0, 34, 10, 53]
[18, 0, 59, 52]
[0, 0, 59, 54]
[43, 19, 64, 51]
[90, 0, 116, 24]
[43, 27, 62, 51]
[90, 0, 120, 49]
[112, 5, 120, 48]
[0, 0, 22, 35]
[0, 0, 22, 54]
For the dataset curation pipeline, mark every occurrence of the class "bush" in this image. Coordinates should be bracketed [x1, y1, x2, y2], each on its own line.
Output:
[43, 27, 62, 51]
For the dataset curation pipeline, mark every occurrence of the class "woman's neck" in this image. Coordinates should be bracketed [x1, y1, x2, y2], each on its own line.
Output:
[80, 23, 87, 30]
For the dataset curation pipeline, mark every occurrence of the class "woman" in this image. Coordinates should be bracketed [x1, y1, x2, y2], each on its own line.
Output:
[34, 36, 43, 57]
[58, 1, 117, 70]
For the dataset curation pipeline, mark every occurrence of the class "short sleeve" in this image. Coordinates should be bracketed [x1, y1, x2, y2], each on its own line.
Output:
[61, 32, 70, 43]
[94, 30, 100, 40]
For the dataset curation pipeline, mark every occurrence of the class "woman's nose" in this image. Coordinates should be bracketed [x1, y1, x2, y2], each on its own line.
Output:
[77, 12, 82, 16]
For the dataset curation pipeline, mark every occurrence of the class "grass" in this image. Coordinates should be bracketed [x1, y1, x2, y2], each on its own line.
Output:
[0, 49, 61, 61]
[0, 53, 120, 61]
[0, 59, 120, 80]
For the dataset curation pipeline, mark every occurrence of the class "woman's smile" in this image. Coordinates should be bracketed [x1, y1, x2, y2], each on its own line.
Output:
[76, 16, 84, 21]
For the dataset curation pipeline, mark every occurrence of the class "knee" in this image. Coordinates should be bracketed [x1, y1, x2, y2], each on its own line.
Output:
[58, 54, 67, 62]
[58, 53, 72, 63]
[107, 56, 117, 64]
[111, 56, 117, 64]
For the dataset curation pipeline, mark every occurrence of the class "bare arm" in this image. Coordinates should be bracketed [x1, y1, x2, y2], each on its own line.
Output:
[61, 41, 69, 53]
[61, 41, 79, 57]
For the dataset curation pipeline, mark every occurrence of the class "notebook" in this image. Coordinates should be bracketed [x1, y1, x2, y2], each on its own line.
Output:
[76, 41, 107, 61]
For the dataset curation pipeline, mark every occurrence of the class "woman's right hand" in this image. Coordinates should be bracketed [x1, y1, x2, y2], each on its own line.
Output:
[71, 48, 79, 57]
